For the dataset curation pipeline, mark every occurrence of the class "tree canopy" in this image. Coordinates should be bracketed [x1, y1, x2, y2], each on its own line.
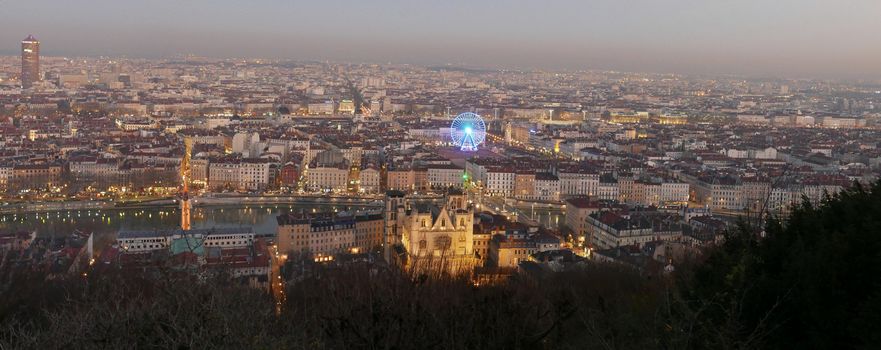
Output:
[1, 181, 880, 349]
[688, 181, 881, 348]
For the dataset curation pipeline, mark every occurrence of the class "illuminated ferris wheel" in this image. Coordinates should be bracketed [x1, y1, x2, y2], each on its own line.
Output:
[450, 112, 486, 151]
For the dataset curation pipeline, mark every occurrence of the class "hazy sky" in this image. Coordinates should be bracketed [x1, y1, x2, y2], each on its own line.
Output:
[1, 0, 879, 78]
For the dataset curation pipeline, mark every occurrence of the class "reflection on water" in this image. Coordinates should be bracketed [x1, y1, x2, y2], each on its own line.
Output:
[1, 203, 562, 240]
[0, 204, 375, 238]
[504, 206, 563, 230]
[529, 211, 563, 229]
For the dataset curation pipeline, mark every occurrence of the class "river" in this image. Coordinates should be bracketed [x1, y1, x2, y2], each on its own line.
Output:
[0, 201, 563, 243]
[0, 204, 378, 239]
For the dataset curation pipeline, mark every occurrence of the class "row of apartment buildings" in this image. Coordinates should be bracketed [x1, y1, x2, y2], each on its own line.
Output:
[276, 211, 385, 257]
[678, 172, 852, 212]
[464, 158, 689, 204]
[189, 157, 272, 191]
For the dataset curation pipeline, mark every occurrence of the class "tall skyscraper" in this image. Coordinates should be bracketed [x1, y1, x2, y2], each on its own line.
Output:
[21, 35, 40, 89]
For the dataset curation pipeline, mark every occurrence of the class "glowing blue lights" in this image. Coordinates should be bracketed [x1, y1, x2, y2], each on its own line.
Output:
[450, 112, 486, 151]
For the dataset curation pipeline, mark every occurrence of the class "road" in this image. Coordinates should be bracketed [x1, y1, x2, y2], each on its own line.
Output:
[1, 193, 385, 214]
[268, 243, 287, 315]
[478, 194, 551, 227]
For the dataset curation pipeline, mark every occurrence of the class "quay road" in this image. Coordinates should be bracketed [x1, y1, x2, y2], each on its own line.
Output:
[0, 193, 384, 214]
[189, 193, 383, 207]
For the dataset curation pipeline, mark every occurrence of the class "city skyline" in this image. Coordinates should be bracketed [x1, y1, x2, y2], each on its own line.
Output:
[0, 0, 880, 80]
[1, 2, 881, 348]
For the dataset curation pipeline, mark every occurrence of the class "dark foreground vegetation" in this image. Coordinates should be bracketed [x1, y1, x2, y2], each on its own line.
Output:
[1, 182, 880, 349]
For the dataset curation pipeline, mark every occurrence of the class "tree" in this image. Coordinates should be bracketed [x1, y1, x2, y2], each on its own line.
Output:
[687, 180, 881, 349]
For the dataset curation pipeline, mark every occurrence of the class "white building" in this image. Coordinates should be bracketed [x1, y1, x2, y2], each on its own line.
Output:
[307, 101, 335, 115]
[427, 164, 463, 189]
[305, 165, 349, 192]
[557, 170, 599, 198]
[484, 167, 515, 196]
[533, 173, 561, 201]
[208, 158, 271, 191]
[69, 157, 120, 177]
[117, 228, 255, 253]
[359, 166, 381, 194]
[232, 132, 261, 157]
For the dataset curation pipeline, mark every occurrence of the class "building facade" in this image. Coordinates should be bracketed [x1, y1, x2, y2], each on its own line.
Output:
[21, 35, 40, 89]
[277, 211, 384, 257]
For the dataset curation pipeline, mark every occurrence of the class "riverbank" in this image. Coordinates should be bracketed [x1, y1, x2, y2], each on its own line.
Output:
[0, 194, 384, 214]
